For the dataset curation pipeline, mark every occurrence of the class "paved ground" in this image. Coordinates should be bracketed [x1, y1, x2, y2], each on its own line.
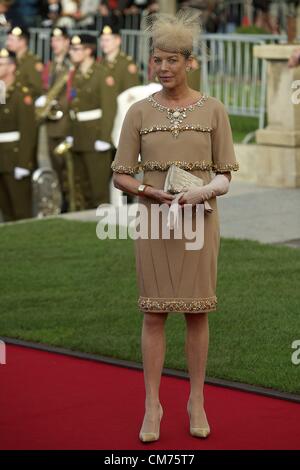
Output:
[218, 180, 300, 246]
[1, 179, 300, 247]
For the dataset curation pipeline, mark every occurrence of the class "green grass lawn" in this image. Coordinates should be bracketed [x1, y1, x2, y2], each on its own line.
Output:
[230, 115, 259, 143]
[1, 218, 300, 394]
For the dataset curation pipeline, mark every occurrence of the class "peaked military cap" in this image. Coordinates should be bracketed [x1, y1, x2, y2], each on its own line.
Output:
[51, 27, 69, 39]
[8, 25, 30, 40]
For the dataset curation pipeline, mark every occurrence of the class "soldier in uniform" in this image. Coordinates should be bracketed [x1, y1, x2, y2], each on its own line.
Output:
[99, 23, 141, 204]
[68, 34, 112, 210]
[98, 22, 141, 145]
[6, 25, 44, 171]
[0, 48, 36, 221]
[37, 27, 72, 211]
[6, 25, 43, 99]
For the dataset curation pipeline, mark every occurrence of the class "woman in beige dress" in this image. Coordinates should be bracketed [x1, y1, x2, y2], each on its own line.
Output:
[111, 10, 239, 443]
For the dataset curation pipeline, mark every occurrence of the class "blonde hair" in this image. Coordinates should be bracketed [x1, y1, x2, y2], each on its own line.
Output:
[142, 9, 202, 57]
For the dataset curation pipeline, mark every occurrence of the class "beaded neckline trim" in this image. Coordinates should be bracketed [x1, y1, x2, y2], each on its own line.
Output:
[148, 93, 209, 112]
[140, 124, 212, 138]
[147, 93, 209, 138]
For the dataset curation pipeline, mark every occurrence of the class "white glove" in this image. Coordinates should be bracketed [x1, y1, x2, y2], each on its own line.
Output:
[167, 192, 212, 230]
[178, 174, 230, 206]
[66, 136, 74, 145]
[94, 140, 111, 152]
[35, 95, 47, 108]
[14, 167, 30, 180]
[167, 192, 184, 230]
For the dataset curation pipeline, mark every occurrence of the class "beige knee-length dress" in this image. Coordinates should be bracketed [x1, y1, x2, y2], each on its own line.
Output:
[111, 93, 239, 314]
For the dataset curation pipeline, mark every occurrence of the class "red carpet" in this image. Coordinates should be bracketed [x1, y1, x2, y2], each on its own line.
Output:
[0, 344, 299, 450]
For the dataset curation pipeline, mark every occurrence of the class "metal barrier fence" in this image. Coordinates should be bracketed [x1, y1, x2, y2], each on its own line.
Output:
[0, 29, 6, 48]
[197, 33, 283, 129]
[0, 27, 292, 127]
[122, 30, 286, 128]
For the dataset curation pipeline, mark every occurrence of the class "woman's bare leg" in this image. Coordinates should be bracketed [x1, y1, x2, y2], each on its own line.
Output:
[140, 312, 168, 435]
[184, 312, 209, 428]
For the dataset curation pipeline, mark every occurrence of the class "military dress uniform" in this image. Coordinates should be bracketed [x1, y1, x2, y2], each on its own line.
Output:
[15, 49, 44, 99]
[99, 51, 141, 143]
[0, 68, 36, 221]
[7, 27, 44, 99]
[98, 24, 142, 204]
[7, 27, 44, 172]
[42, 55, 72, 195]
[17, 49, 44, 171]
[99, 25, 141, 144]
[69, 37, 111, 209]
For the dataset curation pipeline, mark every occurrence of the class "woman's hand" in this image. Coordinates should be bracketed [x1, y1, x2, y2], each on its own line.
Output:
[178, 187, 211, 207]
[145, 187, 176, 206]
[178, 174, 231, 207]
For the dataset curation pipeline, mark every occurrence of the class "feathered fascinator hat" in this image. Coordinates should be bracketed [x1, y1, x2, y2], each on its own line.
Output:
[142, 9, 202, 57]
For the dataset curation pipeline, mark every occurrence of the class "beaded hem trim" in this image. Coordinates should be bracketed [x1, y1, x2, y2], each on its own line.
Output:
[111, 161, 140, 175]
[138, 296, 217, 313]
[141, 160, 213, 172]
[213, 162, 239, 172]
[140, 124, 212, 138]
[111, 160, 239, 174]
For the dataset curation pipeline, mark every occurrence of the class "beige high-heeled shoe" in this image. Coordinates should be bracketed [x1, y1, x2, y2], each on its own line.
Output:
[139, 403, 163, 443]
[187, 400, 210, 438]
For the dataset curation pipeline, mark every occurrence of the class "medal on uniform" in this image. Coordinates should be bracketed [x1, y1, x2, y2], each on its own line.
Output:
[105, 76, 115, 87]
[67, 69, 76, 102]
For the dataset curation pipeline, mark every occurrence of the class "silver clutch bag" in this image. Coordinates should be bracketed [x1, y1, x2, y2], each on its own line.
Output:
[164, 164, 213, 212]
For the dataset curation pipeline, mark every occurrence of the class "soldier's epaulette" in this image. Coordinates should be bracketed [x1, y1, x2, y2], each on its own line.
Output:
[126, 55, 133, 62]
[120, 51, 126, 57]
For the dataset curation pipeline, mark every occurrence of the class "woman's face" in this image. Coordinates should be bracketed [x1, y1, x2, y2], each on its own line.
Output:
[152, 48, 190, 90]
